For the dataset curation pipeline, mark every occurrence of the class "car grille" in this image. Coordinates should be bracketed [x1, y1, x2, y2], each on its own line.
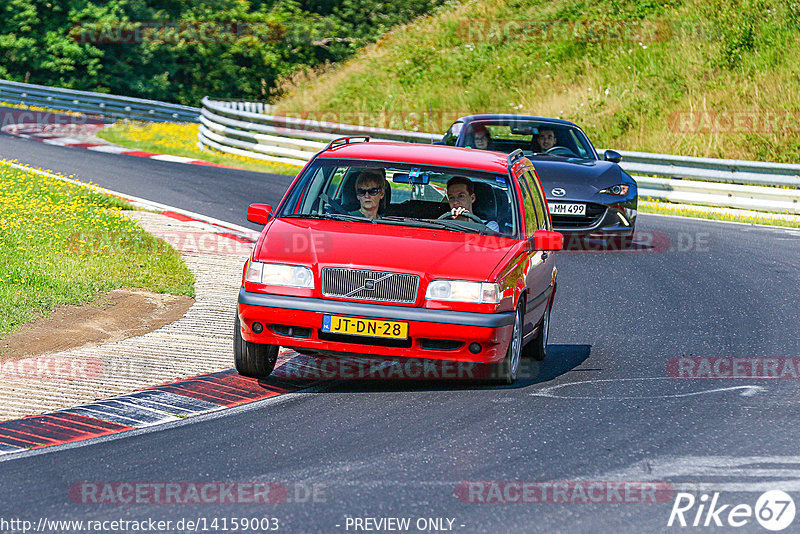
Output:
[551, 203, 607, 230]
[321, 268, 419, 303]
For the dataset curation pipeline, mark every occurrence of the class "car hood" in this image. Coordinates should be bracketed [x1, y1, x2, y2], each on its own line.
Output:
[255, 218, 517, 281]
[530, 158, 634, 201]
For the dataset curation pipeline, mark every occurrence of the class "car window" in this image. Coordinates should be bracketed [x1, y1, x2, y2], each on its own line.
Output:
[523, 170, 549, 231]
[460, 120, 596, 160]
[442, 121, 463, 146]
[277, 159, 518, 236]
[516, 171, 539, 236]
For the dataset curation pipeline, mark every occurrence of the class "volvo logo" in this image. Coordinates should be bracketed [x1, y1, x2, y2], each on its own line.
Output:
[551, 188, 566, 197]
[364, 279, 376, 291]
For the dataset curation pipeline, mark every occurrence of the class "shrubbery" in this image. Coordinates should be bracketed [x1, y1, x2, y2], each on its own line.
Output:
[0, 0, 445, 105]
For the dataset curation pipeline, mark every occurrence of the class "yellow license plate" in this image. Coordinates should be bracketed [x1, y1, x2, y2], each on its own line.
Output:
[322, 315, 408, 339]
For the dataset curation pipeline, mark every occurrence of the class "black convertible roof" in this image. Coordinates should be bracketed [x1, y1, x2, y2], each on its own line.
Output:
[454, 114, 581, 128]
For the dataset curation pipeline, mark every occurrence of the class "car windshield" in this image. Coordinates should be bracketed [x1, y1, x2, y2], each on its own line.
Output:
[459, 120, 597, 160]
[276, 160, 518, 236]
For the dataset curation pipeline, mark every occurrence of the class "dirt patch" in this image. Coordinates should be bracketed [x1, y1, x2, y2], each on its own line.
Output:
[0, 289, 194, 360]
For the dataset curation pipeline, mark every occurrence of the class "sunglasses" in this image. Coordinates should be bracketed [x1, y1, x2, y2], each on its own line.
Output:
[356, 187, 382, 197]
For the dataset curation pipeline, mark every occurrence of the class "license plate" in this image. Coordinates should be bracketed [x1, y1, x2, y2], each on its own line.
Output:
[322, 315, 408, 339]
[548, 202, 586, 216]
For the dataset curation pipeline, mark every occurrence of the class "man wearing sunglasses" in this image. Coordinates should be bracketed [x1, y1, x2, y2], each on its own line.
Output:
[350, 168, 387, 220]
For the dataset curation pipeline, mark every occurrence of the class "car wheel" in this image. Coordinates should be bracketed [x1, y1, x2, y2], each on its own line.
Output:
[490, 302, 523, 385]
[523, 300, 550, 362]
[234, 315, 278, 378]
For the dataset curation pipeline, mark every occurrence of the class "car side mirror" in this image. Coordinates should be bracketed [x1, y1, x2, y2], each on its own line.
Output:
[247, 204, 273, 224]
[530, 230, 563, 251]
[604, 150, 622, 163]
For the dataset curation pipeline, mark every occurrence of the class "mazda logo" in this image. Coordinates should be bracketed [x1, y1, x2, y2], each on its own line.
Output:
[551, 188, 566, 197]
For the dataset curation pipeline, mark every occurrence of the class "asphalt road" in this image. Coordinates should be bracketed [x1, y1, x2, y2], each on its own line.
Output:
[1, 128, 800, 533]
[0, 111, 292, 231]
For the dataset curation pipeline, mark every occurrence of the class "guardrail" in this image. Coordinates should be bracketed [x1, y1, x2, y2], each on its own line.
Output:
[0, 79, 200, 122]
[198, 98, 799, 214]
[614, 150, 800, 188]
[197, 97, 439, 166]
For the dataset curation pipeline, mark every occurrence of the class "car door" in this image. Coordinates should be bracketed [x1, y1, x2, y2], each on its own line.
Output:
[515, 165, 557, 341]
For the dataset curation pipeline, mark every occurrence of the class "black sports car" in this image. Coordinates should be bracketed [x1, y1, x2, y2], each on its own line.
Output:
[438, 115, 637, 248]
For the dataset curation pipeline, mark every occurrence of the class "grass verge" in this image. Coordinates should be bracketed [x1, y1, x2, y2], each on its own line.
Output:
[272, 0, 800, 164]
[0, 160, 195, 337]
[97, 121, 303, 176]
[639, 200, 800, 229]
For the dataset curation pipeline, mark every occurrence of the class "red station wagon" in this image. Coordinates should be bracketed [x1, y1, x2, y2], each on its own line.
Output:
[235, 138, 563, 384]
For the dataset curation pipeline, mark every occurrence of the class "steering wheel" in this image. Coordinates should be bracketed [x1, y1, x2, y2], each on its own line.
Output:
[545, 146, 576, 157]
[438, 210, 484, 224]
[319, 193, 348, 215]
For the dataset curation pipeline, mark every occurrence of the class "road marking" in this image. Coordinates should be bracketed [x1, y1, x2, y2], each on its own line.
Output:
[530, 377, 766, 400]
[602, 456, 800, 492]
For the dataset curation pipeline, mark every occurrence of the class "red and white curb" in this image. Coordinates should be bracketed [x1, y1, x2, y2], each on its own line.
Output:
[0, 351, 401, 456]
[2, 122, 235, 168]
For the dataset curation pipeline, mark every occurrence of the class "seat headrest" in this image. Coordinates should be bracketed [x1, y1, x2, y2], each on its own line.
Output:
[471, 181, 497, 221]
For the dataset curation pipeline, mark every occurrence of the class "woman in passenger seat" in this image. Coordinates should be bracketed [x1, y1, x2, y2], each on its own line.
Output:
[349, 168, 387, 220]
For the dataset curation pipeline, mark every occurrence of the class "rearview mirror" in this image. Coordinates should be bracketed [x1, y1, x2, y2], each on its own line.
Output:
[247, 204, 273, 225]
[530, 230, 563, 251]
[392, 171, 429, 184]
[604, 150, 622, 163]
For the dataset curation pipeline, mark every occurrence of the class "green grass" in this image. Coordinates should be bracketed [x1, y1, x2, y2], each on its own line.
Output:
[96, 121, 303, 177]
[0, 161, 195, 337]
[272, 0, 800, 164]
[639, 200, 800, 228]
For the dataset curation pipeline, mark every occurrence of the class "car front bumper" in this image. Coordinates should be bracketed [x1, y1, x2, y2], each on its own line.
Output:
[552, 202, 637, 238]
[237, 289, 516, 364]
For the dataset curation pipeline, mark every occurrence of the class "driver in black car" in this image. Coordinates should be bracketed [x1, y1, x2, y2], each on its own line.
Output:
[444, 176, 500, 232]
[536, 128, 557, 152]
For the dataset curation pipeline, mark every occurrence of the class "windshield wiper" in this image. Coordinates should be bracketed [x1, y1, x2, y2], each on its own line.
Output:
[284, 213, 374, 222]
[380, 216, 484, 234]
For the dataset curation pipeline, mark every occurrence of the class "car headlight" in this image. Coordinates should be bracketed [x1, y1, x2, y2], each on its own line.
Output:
[599, 184, 630, 196]
[246, 261, 314, 288]
[425, 280, 501, 304]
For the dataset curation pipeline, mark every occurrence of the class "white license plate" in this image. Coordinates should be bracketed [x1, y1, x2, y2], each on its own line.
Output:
[548, 203, 586, 216]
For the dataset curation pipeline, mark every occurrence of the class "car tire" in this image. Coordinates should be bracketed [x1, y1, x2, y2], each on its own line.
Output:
[234, 315, 278, 378]
[523, 301, 550, 362]
[489, 302, 523, 385]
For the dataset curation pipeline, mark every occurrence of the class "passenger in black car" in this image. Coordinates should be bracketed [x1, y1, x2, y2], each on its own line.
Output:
[469, 124, 494, 151]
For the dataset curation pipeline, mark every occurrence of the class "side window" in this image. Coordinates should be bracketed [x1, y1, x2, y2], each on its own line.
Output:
[516, 171, 538, 236]
[524, 170, 550, 231]
[442, 121, 463, 146]
[326, 167, 348, 198]
[567, 129, 589, 158]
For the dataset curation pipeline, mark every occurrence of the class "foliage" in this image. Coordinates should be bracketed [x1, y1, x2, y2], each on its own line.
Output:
[0, 0, 445, 105]
[273, 0, 800, 163]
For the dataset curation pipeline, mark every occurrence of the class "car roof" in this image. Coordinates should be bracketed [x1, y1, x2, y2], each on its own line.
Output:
[316, 141, 511, 173]
[454, 114, 581, 128]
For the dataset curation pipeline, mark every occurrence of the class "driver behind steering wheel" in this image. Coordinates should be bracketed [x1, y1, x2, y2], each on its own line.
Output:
[444, 176, 500, 232]
[535, 127, 557, 152]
